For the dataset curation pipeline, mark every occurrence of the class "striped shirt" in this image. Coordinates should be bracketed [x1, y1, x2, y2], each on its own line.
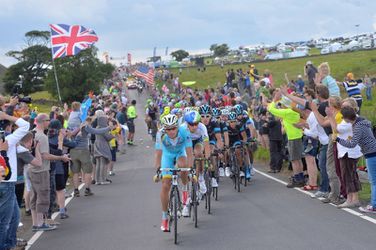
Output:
[336, 117, 376, 158]
[342, 80, 362, 101]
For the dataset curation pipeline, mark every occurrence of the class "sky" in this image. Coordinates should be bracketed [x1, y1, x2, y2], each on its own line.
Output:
[0, 0, 376, 67]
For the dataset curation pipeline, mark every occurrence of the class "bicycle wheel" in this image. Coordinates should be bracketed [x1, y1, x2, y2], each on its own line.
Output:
[173, 188, 178, 244]
[205, 171, 212, 214]
[191, 181, 198, 228]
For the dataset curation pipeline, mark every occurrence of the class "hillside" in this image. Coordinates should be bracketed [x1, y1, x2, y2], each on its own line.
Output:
[171, 49, 376, 89]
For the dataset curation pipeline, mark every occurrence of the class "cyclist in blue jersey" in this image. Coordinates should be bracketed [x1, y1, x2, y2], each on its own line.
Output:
[181, 110, 211, 195]
[155, 114, 193, 232]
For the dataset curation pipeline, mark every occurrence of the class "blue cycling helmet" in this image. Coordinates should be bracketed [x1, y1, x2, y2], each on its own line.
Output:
[199, 104, 212, 115]
[212, 108, 221, 118]
[228, 112, 237, 121]
[233, 104, 243, 115]
[184, 110, 201, 124]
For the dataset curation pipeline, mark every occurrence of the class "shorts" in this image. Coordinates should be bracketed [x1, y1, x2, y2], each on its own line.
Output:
[111, 147, 117, 162]
[230, 141, 242, 148]
[192, 138, 203, 148]
[303, 136, 319, 157]
[70, 148, 93, 174]
[55, 174, 66, 191]
[287, 138, 303, 161]
[29, 170, 50, 214]
[127, 120, 135, 133]
[161, 150, 187, 178]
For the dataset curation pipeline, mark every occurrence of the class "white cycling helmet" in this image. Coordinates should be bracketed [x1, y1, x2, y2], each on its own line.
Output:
[161, 114, 178, 129]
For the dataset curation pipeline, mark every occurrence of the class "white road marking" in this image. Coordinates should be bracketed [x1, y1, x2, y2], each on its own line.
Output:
[253, 168, 376, 225]
[25, 183, 85, 250]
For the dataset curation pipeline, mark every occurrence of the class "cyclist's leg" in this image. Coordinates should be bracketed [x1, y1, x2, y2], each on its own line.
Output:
[193, 142, 204, 175]
[160, 153, 175, 217]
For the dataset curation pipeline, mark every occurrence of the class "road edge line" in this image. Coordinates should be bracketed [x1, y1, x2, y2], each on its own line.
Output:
[25, 183, 85, 250]
[253, 168, 376, 225]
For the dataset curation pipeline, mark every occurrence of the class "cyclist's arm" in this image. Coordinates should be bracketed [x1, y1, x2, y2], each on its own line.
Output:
[241, 131, 247, 143]
[155, 149, 162, 170]
[223, 131, 230, 148]
[215, 132, 223, 149]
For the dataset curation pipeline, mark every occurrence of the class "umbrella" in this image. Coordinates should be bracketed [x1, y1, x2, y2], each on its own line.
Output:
[182, 81, 196, 86]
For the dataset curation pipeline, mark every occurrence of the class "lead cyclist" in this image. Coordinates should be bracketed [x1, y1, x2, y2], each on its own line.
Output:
[154, 114, 193, 232]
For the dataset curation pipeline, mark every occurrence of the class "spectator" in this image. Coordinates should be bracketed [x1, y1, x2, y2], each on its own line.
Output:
[48, 119, 76, 219]
[315, 62, 340, 97]
[296, 75, 305, 94]
[0, 110, 29, 250]
[267, 114, 283, 173]
[126, 100, 137, 145]
[67, 102, 82, 131]
[341, 73, 363, 111]
[364, 73, 373, 101]
[304, 61, 317, 90]
[93, 115, 114, 185]
[266, 90, 305, 188]
[336, 106, 376, 213]
[29, 114, 69, 231]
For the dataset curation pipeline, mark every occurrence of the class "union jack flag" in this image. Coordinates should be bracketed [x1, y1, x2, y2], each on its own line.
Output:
[50, 24, 99, 59]
[134, 66, 155, 85]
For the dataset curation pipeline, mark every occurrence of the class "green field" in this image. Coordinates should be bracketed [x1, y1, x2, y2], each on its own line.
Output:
[171, 49, 376, 89]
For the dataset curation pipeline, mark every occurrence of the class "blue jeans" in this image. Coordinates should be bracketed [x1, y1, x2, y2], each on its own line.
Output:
[318, 144, 329, 192]
[0, 182, 19, 250]
[366, 156, 376, 207]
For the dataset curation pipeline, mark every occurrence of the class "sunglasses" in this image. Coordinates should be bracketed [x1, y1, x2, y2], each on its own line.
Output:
[165, 127, 177, 131]
[201, 115, 211, 119]
[229, 120, 237, 123]
[188, 122, 199, 127]
[43, 119, 50, 122]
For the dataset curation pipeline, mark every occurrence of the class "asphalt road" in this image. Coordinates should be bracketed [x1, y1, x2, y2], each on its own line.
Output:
[29, 90, 376, 250]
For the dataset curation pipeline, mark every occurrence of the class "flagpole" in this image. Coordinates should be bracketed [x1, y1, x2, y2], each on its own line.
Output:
[49, 28, 62, 103]
[52, 58, 62, 102]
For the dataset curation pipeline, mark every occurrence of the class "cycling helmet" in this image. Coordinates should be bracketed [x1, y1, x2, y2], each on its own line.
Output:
[234, 104, 243, 115]
[228, 112, 237, 121]
[183, 107, 192, 114]
[199, 104, 212, 115]
[174, 102, 181, 108]
[221, 108, 230, 116]
[242, 110, 249, 117]
[184, 110, 201, 124]
[212, 108, 222, 118]
[161, 114, 178, 128]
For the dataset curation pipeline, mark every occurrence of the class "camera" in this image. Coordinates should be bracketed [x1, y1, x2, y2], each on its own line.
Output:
[18, 96, 32, 104]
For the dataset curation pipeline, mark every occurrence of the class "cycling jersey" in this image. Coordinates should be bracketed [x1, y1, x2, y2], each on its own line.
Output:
[155, 126, 192, 176]
[238, 115, 255, 139]
[204, 119, 221, 144]
[218, 120, 228, 134]
[227, 123, 244, 146]
[181, 122, 209, 142]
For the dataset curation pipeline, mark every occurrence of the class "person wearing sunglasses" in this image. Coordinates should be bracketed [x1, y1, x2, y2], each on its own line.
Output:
[199, 105, 223, 188]
[155, 114, 193, 231]
[227, 112, 248, 177]
[182, 110, 210, 195]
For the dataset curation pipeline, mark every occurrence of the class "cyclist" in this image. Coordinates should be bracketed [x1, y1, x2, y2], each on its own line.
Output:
[219, 107, 231, 176]
[145, 102, 159, 135]
[226, 112, 248, 177]
[234, 105, 256, 180]
[155, 114, 193, 232]
[181, 110, 211, 194]
[199, 105, 223, 188]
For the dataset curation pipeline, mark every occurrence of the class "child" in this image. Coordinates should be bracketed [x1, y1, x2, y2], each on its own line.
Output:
[108, 119, 121, 176]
